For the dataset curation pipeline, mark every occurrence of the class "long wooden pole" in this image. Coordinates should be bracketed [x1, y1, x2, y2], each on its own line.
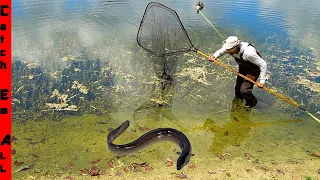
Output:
[196, 50, 320, 124]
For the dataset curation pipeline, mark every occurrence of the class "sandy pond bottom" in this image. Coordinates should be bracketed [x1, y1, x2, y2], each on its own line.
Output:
[12, 107, 320, 180]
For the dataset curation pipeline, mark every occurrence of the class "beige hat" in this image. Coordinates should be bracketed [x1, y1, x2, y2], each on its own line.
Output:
[223, 36, 240, 49]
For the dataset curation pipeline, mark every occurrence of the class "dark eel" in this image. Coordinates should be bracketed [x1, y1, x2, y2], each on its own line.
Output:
[107, 120, 192, 170]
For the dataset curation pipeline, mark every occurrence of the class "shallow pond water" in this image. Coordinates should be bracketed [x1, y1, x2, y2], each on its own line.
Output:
[12, 0, 320, 179]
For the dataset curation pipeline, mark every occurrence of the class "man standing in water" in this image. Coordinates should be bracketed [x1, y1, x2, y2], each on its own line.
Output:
[208, 36, 267, 108]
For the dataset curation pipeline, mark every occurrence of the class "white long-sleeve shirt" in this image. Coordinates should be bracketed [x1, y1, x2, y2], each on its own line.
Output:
[213, 42, 268, 84]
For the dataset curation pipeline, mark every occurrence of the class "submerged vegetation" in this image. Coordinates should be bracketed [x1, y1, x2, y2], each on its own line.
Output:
[12, 30, 320, 123]
[11, 1, 320, 179]
[260, 36, 320, 114]
[11, 21, 320, 180]
[12, 57, 115, 121]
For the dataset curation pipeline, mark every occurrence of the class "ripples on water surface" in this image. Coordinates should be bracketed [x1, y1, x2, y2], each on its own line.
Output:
[12, 0, 320, 60]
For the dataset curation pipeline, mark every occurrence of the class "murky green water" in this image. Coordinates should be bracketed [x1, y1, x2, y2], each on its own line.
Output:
[12, 0, 320, 179]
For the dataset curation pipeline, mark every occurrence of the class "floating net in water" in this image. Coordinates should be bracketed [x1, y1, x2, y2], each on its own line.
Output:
[137, 2, 195, 57]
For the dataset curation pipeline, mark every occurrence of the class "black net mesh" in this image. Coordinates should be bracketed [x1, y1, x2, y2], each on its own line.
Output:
[137, 2, 194, 57]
